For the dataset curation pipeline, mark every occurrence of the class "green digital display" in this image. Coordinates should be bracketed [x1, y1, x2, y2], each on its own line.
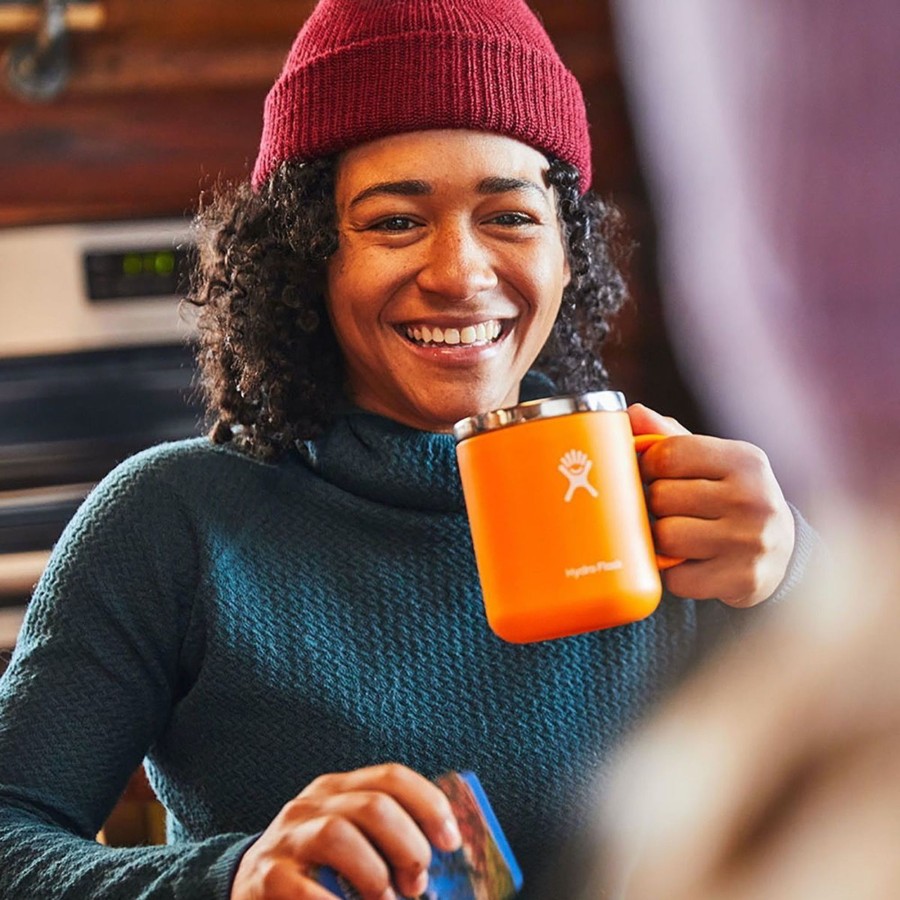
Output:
[84, 246, 194, 302]
[120, 251, 176, 278]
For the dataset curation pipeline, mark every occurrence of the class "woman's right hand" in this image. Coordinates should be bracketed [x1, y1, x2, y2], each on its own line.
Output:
[230, 763, 462, 900]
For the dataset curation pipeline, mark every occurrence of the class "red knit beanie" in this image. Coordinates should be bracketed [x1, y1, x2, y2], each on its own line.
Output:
[252, 0, 592, 193]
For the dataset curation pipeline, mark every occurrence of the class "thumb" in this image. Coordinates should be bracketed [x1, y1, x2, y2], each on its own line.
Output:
[627, 403, 692, 437]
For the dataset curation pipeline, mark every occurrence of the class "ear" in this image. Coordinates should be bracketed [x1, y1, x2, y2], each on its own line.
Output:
[561, 247, 572, 288]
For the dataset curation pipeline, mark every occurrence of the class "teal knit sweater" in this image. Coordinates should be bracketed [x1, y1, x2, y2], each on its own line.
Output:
[0, 401, 816, 898]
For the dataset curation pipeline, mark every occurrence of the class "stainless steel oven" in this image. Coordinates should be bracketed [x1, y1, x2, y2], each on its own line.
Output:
[0, 218, 204, 649]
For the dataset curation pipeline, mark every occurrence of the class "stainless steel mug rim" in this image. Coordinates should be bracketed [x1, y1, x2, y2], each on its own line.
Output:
[452, 390, 627, 442]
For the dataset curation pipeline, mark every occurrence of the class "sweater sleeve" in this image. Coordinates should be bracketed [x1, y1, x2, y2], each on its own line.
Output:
[0, 449, 252, 898]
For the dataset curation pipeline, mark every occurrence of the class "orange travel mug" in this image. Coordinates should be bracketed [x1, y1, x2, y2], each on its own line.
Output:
[454, 391, 680, 643]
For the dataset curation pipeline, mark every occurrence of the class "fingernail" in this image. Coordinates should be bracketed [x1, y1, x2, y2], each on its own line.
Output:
[411, 869, 429, 895]
[378, 888, 397, 900]
[436, 817, 462, 851]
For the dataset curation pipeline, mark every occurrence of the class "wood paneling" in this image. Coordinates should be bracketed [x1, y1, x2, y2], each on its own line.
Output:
[0, 0, 309, 226]
[0, 87, 266, 224]
[0, 4, 107, 33]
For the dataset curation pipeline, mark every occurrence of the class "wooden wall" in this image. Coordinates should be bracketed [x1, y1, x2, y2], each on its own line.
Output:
[0, 0, 702, 426]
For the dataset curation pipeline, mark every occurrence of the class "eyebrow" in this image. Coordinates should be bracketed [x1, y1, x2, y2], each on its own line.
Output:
[347, 175, 549, 209]
[349, 180, 432, 208]
[476, 176, 548, 200]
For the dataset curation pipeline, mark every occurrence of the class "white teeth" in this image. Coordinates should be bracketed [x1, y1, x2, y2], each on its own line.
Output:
[403, 320, 504, 346]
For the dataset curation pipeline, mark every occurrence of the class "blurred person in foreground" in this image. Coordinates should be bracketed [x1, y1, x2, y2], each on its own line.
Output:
[580, 1, 900, 898]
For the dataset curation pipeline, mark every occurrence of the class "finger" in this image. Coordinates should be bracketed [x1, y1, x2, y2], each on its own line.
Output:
[640, 435, 753, 482]
[651, 516, 728, 563]
[661, 557, 763, 603]
[252, 865, 337, 900]
[646, 467, 787, 530]
[302, 791, 432, 897]
[288, 816, 398, 900]
[296, 876, 349, 900]
[646, 477, 725, 520]
[627, 403, 692, 437]
[302, 764, 461, 852]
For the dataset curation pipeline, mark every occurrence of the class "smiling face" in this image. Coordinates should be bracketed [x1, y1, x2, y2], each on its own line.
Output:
[326, 129, 571, 432]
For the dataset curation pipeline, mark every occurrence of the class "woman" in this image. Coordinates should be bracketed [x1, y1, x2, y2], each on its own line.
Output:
[0, 1, 814, 898]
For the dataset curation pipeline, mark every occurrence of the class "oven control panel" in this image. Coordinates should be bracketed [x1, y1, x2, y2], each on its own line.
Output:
[84, 245, 195, 302]
[0, 218, 196, 357]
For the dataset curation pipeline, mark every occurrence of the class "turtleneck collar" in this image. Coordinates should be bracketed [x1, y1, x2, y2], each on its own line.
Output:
[296, 371, 556, 513]
[302, 413, 462, 511]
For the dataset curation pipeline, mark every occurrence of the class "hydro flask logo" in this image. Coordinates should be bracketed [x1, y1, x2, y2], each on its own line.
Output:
[558, 449, 599, 502]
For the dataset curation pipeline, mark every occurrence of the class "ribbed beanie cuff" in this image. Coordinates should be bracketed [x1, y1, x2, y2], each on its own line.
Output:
[252, 0, 592, 193]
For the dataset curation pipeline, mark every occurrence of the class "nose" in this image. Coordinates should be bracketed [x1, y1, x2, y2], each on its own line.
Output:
[416, 222, 498, 300]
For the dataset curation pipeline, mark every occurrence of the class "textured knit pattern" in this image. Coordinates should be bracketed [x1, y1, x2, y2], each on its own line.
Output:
[0, 399, 817, 898]
[251, 0, 592, 192]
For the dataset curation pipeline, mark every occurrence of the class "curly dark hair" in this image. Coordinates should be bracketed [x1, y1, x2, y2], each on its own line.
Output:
[187, 156, 630, 459]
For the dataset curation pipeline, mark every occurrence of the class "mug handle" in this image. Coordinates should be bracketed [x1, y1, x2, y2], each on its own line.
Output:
[632, 433, 684, 570]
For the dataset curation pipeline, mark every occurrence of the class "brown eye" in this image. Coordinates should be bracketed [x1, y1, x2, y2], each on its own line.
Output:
[371, 216, 419, 231]
[489, 213, 535, 227]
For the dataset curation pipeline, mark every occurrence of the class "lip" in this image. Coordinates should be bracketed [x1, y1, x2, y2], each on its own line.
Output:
[394, 314, 514, 328]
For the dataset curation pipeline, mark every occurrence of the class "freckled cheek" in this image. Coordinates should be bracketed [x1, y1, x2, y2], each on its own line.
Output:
[327, 282, 401, 350]
[333, 249, 416, 306]
[323, 275, 363, 344]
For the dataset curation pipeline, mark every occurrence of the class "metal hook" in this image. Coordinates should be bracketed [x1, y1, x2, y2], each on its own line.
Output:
[4, 0, 71, 102]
